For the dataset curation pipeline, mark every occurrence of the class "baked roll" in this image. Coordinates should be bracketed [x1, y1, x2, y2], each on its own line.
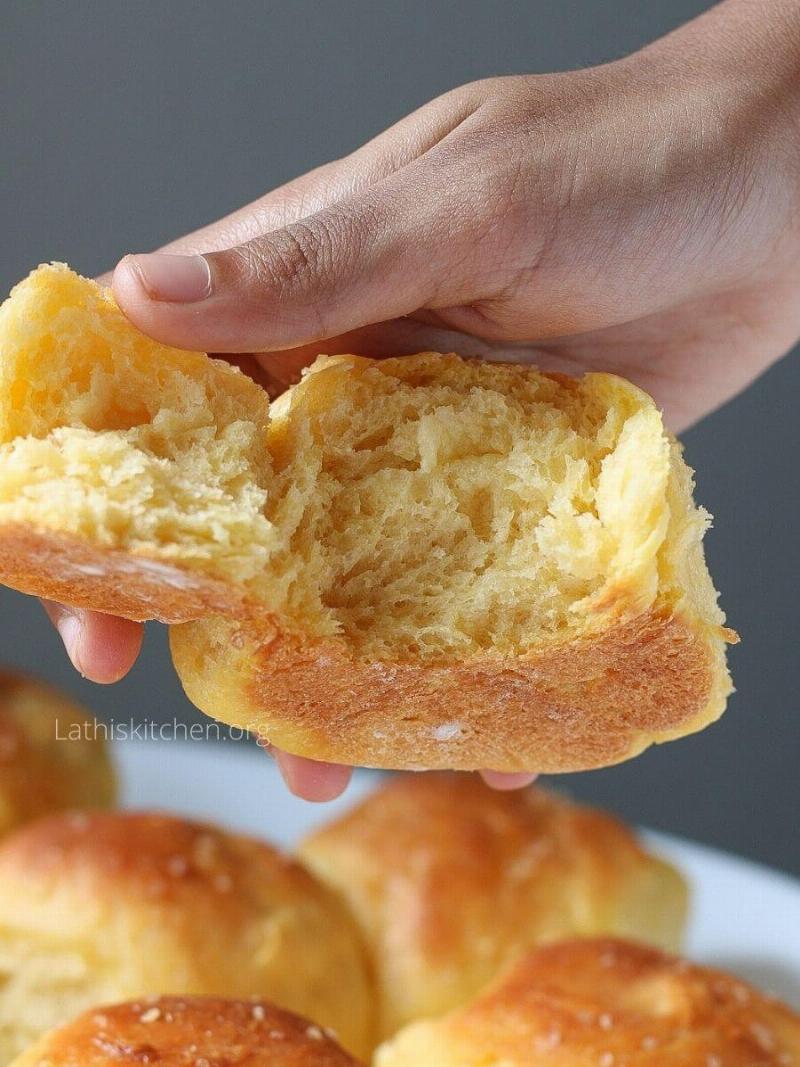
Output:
[0, 670, 114, 836]
[376, 938, 800, 1066]
[0, 811, 372, 1061]
[299, 774, 687, 1040]
[10, 996, 362, 1067]
[0, 264, 735, 773]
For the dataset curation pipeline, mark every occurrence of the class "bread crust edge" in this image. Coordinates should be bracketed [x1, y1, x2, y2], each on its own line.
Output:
[171, 603, 733, 773]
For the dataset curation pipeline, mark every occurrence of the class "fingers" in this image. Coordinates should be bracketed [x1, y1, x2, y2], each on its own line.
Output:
[247, 314, 549, 395]
[41, 601, 144, 683]
[112, 165, 464, 355]
[265, 745, 353, 802]
[143, 85, 484, 260]
[111, 89, 489, 355]
[479, 770, 538, 790]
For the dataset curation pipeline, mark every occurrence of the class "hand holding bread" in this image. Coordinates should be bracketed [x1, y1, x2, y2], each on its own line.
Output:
[4, 0, 800, 1060]
[0, 264, 735, 777]
[12, 0, 800, 793]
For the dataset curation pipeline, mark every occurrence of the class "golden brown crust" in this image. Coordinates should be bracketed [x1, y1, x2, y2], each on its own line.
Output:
[0, 671, 115, 836]
[299, 775, 687, 1039]
[10, 997, 362, 1067]
[375, 938, 800, 1066]
[0, 525, 250, 623]
[172, 603, 730, 773]
[0, 809, 311, 902]
[0, 811, 373, 1060]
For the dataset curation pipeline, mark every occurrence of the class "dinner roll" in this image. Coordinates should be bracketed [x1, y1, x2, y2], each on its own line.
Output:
[0, 670, 114, 837]
[0, 811, 372, 1062]
[376, 938, 800, 1066]
[0, 264, 735, 772]
[299, 774, 687, 1040]
[10, 997, 363, 1067]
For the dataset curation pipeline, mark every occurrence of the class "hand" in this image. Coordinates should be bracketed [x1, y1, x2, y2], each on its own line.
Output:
[44, 0, 800, 799]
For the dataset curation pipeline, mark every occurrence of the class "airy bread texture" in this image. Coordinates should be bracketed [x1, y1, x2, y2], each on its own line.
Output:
[0, 670, 115, 837]
[299, 774, 687, 1040]
[0, 263, 273, 622]
[0, 811, 372, 1062]
[10, 997, 363, 1067]
[375, 938, 800, 1066]
[0, 264, 735, 771]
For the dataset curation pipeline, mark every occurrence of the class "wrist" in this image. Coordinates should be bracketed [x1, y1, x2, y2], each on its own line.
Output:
[611, 1, 800, 241]
[636, 1, 800, 136]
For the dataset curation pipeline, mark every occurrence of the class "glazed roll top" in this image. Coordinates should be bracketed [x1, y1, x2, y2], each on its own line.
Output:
[0, 810, 372, 1061]
[376, 938, 800, 1066]
[299, 773, 687, 1039]
[9, 996, 363, 1067]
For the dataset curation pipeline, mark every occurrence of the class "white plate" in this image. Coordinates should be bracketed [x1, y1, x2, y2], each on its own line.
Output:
[115, 738, 800, 1008]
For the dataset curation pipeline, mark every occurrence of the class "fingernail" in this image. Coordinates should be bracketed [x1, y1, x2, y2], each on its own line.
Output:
[125, 252, 212, 303]
[55, 610, 85, 677]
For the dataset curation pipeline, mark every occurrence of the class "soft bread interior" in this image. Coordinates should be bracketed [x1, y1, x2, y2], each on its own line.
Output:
[0, 264, 727, 661]
[262, 354, 725, 658]
[0, 264, 275, 586]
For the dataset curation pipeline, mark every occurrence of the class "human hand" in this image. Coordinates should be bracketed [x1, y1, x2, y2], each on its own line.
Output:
[44, 0, 800, 799]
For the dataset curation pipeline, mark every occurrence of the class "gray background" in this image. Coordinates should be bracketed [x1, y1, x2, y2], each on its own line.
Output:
[2, 1, 797, 873]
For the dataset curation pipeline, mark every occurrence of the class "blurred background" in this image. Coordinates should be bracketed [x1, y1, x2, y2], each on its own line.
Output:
[2, 0, 797, 873]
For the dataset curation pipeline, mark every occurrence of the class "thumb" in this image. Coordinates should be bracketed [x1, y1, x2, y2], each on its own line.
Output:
[112, 176, 459, 354]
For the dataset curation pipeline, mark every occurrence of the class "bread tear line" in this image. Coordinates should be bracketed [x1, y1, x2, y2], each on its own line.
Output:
[0, 263, 736, 772]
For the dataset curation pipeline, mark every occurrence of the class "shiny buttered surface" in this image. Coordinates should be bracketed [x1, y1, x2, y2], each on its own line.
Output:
[0, 811, 372, 1062]
[376, 938, 800, 1066]
[0, 265, 734, 773]
[299, 774, 687, 1041]
[9, 996, 363, 1067]
[0, 670, 115, 837]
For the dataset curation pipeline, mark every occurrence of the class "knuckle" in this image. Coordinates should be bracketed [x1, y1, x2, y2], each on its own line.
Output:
[264, 218, 336, 294]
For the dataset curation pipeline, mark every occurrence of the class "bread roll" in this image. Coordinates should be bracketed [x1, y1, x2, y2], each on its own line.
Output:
[0, 264, 735, 772]
[0, 810, 372, 1061]
[10, 996, 362, 1067]
[0, 262, 272, 623]
[299, 774, 687, 1040]
[0, 670, 114, 836]
[376, 938, 800, 1066]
